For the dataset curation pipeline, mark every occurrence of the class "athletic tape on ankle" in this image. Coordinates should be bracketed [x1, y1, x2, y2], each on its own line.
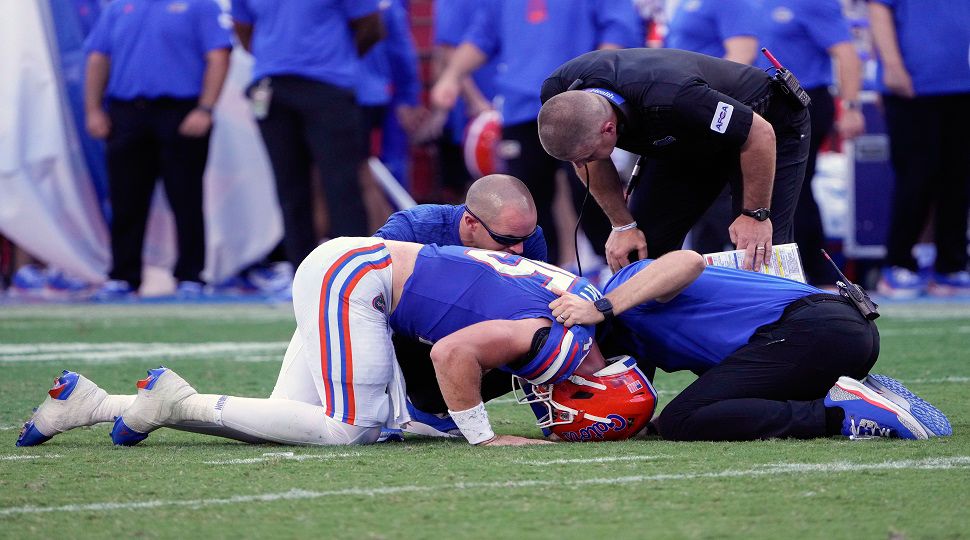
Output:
[448, 402, 495, 445]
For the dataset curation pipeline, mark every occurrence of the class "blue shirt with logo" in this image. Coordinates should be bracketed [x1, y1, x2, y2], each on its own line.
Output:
[84, 0, 231, 100]
[357, 0, 421, 107]
[871, 0, 970, 95]
[374, 204, 548, 262]
[435, 0, 501, 143]
[464, 0, 642, 126]
[666, 0, 759, 59]
[754, 0, 853, 90]
[390, 244, 597, 345]
[604, 260, 821, 374]
[232, 0, 379, 89]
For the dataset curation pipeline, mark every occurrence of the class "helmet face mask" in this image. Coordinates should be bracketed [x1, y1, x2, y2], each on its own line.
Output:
[514, 355, 658, 442]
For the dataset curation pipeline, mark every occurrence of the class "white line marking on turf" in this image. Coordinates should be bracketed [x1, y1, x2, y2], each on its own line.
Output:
[0, 342, 288, 363]
[203, 452, 361, 465]
[514, 455, 665, 466]
[0, 454, 61, 461]
[879, 326, 970, 336]
[904, 376, 970, 384]
[2, 456, 967, 516]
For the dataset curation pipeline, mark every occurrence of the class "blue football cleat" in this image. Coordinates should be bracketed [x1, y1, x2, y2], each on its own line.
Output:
[404, 401, 461, 438]
[825, 376, 934, 439]
[377, 427, 405, 443]
[862, 374, 952, 437]
[111, 367, 198, 446]
[17, 371, 108, 447]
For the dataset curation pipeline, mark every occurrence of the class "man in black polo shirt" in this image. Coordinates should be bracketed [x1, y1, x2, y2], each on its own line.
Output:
[538, 48, 810, 272]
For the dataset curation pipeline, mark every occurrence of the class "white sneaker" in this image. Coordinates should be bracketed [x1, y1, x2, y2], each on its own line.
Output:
[17, 371, 108, 447]
[110, 367, 198, 446]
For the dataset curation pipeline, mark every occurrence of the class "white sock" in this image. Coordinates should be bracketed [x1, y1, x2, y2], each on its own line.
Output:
[91, 395, 136, 424]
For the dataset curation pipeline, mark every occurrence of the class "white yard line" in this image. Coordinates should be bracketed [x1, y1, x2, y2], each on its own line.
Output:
[0, 342, 287, 363]
[514, 455, 665, 466]
[879, 326, 970, 336]
[0, 454, 61, 461]
[203, 452, 361, 465]
[0, 304, 293, 322]
[2, 456, 967, 516]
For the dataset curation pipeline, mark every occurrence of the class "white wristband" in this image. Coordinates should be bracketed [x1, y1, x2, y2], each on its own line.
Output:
[611, 221, 638, 232]
[448, 402, 496, 445]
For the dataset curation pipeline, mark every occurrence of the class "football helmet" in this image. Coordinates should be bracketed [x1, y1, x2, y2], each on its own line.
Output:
[463, 110, 504, 178]
[514, 355, 657, 442]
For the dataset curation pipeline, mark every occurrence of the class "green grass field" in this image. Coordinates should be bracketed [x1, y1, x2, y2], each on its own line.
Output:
[1, 303, 969, 539]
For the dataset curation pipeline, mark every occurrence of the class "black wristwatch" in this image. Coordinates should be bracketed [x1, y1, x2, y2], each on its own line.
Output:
[741, 207, 771, 221]
[593, 298, 615, 322]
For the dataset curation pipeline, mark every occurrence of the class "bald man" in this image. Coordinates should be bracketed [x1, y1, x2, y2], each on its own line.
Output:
[373, 174, 548, 435]
[538, 49, 810, 274]
[374, 174, 547, 260]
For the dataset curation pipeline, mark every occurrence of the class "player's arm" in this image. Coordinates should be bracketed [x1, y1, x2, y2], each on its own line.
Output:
[84, 52, 111, 139]
[350, 11, 386, 56]
[550, 250, 705, 326]
[430, 319, 553, 446]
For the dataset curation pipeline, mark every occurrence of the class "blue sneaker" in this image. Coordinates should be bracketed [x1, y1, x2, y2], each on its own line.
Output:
[45, 271, 92, 299]
[877, 266, 926, 299]
[377, 427, 405, 443]
[175, 281, 205, 300]
[111, 367, 198, 446]
[928, 271, 970, 298]
[16, 371, 109, 447]
[91, 280, 136, 302]
[862, 374, 952, 437]
[825, 376, 932, 439]
[403, 401, 461, 438]
[9, 264, 47, 298]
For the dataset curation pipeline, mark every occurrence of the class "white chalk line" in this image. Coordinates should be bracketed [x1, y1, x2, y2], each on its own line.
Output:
[514, 455, 665, 466]
[2, 456, 967, 517]
[203, 452, 362, 465]
[879, 326, 970, 336]
[0, 342, 287, 363]
[0, 454, 61, 461]
[0, 304, 293, 322]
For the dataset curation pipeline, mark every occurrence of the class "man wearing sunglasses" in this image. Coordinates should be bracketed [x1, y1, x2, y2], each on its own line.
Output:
[373, 173, 548, 438]
[375, 174, 547, 260]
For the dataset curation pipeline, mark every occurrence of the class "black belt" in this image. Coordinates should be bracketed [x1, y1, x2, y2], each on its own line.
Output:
[782, 293, 854, 318]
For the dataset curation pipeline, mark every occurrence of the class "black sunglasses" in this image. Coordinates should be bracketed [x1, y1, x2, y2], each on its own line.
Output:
[465, 206, 536, 246]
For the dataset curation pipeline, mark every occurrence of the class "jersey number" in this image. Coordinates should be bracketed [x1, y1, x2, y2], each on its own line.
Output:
[465, 249, 577, 292]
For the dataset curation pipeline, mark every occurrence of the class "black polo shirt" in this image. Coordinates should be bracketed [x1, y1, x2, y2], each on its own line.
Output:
[541, 48, 775, 160]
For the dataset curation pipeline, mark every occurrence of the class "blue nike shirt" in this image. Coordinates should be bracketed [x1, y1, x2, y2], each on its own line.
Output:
[755, 0, 854, 90]
[84, 0, 231, 100]
[665, 0, 759, 59]
[357, 0, 421, 107]
[604, 260, 821, 374]
[373, 204, 548, 262]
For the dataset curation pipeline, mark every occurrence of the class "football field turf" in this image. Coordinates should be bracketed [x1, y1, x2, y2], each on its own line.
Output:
[1, 303, 968, 539]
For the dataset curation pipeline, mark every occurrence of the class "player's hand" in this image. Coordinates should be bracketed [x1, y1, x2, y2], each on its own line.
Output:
[430, 75, 461, 111]
[86, 109, 111, 139]
[179, 108, 213, 137]
[480, 435, 554, 446]
[836, 109, 865, 140]
[883, 64, 915, 98]
[549, 288, 602, 327]
[729, 215, 773, 271]
[605, 228, 648, 272]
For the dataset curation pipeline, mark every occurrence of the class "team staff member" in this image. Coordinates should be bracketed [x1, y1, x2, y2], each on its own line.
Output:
[869, 0, 970, 297]
[374, 174, 546, 423]
[757, 0, 864, 286]
[548, 251, 952, 441]
[430, 0, 642, 265]
[84, 0, 231, 298]
[232, 0, 384, 269]
[537, 48, 811, 272]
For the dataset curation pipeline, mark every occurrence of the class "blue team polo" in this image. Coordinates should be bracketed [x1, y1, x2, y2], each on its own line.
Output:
[357, 0, 421, 107]
[435, 0, 501, 143]
[665, 0, 759, 59]
[232, 0, 380, 90]
[754, 0, 853, 90]
[373, 204, 549, 262]
[84, 0, 231, 100]
[604, 260, 821, 374]
[465, 0, 642, 126]
[871, 0, 970, 95]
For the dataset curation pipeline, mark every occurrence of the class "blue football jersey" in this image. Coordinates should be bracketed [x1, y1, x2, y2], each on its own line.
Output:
[389, 244, 600, 345]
